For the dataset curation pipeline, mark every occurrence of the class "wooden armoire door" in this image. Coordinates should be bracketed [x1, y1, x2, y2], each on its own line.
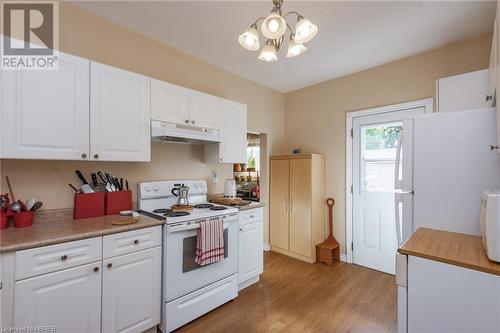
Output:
[270, 159, 290, 250]
[289, 158, 312, 257]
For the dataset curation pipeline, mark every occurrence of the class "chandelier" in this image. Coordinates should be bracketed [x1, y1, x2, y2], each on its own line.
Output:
[238, 0, 318, 61]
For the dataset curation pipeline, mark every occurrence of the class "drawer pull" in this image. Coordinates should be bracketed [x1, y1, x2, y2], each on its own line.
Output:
[107, 263, 113, 269]
[134, 239, 139, 245]
[249, 215, 255, 218]
[93, 267, 99, 272]
[60, 255, 68, 261]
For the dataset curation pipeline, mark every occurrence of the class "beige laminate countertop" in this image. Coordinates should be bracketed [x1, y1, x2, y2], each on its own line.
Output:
[0, 214, 164, 253]
[238, 202, 265, 211]
[399, 228, 500, 276]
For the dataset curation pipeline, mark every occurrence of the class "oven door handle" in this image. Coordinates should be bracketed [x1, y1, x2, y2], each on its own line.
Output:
[167, 220, 230, 233]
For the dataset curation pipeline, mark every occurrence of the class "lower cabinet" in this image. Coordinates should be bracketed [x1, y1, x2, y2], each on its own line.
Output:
[102, 247, 161, 333]
[238, 208, 264, 289]
[14, 263, 102, 333]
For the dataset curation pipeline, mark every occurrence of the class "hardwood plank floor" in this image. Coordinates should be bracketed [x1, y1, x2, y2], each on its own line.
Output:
[177, 252, 397, 333]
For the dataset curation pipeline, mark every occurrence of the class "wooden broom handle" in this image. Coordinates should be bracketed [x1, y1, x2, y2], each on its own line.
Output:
[326, 198, 335, 236]
[5, 176, 15, 201]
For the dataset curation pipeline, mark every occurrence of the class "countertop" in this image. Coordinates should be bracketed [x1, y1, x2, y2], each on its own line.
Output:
[238, 202, 265, 211]
[399, 228, 500, 276]
[0, 214, 164, 253]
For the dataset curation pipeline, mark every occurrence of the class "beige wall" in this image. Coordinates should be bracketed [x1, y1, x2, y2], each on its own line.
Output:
[284, 33, 492, 254]
[0, 3, 286, 243]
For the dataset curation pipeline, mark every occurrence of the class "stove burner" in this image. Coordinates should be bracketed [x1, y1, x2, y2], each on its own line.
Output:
[194, 203, 214, 209]
[153, 208, 172, 214]
[164, 211, 191, 218]
[209, 206, 228, 211]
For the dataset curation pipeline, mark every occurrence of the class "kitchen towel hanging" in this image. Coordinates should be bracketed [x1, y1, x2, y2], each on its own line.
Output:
[195, 217, 225, 266]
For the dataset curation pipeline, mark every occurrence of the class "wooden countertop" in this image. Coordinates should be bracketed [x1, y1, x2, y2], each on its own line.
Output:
[399, 228, 500, 276]
[0, 214, 164, 253]
[238, 202, 265, 211]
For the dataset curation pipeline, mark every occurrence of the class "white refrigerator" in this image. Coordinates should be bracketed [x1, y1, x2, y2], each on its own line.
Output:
[396, 107, 500, 244]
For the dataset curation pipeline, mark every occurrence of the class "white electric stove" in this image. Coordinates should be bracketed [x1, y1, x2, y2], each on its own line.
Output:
[137, 180, 239, 333]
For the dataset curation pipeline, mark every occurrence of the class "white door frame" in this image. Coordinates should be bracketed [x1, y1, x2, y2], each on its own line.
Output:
[345, 98, 433, 264]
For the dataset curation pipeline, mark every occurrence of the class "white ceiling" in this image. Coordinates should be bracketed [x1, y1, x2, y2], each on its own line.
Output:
[74, 1, 496, 93]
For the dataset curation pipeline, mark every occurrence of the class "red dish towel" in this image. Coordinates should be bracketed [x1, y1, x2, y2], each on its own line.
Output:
[195, 217, 225, 266]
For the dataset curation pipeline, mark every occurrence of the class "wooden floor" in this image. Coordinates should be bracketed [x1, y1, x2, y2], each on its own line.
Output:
[177, 252, 397, 333]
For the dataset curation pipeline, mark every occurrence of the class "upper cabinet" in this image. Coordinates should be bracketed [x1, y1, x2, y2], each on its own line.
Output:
[493, 4, 500, 149]
[204, 99, 247, 164]
[1, 52, 90, 160]
[90, 62, 151, 162]
[188, 90, 220, 129]
[151, 79, 189, 125]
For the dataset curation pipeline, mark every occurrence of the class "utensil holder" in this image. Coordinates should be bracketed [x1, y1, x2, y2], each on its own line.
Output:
[74, 192, 105, 219]
[14, 211, 35, 228]
[1, 212, 9, 229]
[106, 190, 132, 215]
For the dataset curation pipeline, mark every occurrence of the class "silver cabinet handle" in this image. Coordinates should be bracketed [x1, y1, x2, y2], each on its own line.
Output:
[60, 255, 68, 261]
[486, 95, 493, 102]
[81, 153, 87, 159]
[491, 145, 499, 151]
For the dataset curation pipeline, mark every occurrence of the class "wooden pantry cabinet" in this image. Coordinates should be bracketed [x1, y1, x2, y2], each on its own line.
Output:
[270, 154, 325, 263]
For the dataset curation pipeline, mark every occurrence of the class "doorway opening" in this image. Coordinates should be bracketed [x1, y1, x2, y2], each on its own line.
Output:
[346, 99, 432, 274]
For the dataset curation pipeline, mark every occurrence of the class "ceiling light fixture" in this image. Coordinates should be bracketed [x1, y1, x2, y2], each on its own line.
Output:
[238, 0, 318, 62]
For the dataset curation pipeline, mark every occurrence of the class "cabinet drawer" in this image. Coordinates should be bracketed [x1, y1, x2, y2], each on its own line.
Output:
[239, 207, 264, 226]
[15, 237, 102, 280]
[103, 226, 162, 259]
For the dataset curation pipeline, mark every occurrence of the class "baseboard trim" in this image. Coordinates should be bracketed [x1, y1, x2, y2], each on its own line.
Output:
[263, 243, 271, 251]
[340, 253, 347, 263]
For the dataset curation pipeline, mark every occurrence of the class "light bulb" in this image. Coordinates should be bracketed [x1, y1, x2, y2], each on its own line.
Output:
[258, 44, 278, 62]
[287, 38, 307, 58]
[268, 19, 279, 33]
[238, 26, 260, 51]
[294, 17, 318, 44]
[261, 12, 287, 39]
[245, 35, 254, 46]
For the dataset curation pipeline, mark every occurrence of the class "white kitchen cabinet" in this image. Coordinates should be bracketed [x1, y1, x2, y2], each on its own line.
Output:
[102, 247, 161, 333]
[204, 99, 247, 164]
[90, 62, 151, 162]
[238, 207, 264, 290]
[436, 69, 491, 113]
[13, 263, 102, 333]
[1, 52, 90, 160]
[151, 79, 189, 125]
[188, 89, 220, 129]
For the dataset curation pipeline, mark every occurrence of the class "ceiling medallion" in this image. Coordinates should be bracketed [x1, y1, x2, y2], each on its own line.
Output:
[238, 0, 318, 61]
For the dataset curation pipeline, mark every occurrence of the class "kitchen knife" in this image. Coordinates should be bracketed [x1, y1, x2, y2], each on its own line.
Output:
[97, 171, 113, 192]
[126, 180, 129, 191]
[114, 177, 122, 191]
[105, 173, 116, 191]
[120, 178, 124, 191]
[91, 173, 99, 188]
[68, 183, 79, 193]
[75, 170, 89, 185]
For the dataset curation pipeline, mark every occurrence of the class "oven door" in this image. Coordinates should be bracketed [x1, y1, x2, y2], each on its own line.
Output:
[164, 214, 238, 301]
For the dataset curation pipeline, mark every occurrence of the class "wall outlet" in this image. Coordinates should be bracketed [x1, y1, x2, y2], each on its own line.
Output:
[212, 170, 218, 183]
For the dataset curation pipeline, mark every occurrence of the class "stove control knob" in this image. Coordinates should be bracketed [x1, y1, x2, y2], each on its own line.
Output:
[153, 184, 159, 191]
[194, 183, 199, 189]
[145, 185, 152, 192]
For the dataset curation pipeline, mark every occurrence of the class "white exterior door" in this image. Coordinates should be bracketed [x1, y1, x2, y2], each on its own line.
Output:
[352, 107, 424, 274]
[90, 62, 151, 162]
[151, 79, 189, 125]
[188, 89, 220, 129]
[239, 222, 263, 283]
[1, 52, 90, 160]
[102, 247, 161, 333]
[219, 99, 247, 163]
[13, 263, 102, 333]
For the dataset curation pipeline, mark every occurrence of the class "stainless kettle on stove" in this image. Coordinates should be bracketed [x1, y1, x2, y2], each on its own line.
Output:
[171, 184, 190, 206]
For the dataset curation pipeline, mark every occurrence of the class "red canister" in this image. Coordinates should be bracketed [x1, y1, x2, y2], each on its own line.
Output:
[0, 213, 8, 229]
[14, 211, 35, 228]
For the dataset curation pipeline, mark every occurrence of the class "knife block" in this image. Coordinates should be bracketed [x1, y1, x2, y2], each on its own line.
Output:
[73, 192, 105, 219]
[106, 190, 132, 215]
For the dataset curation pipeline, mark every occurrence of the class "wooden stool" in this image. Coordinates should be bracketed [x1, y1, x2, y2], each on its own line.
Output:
[316, 198, 340, 265]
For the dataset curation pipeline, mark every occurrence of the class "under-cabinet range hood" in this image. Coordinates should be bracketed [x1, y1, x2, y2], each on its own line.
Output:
[151, 120, 222, 144]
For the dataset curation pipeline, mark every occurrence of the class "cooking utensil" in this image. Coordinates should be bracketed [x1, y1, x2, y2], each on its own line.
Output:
[171, 184, 190, 206]
[18, 200, 27, 212]
[105, 173, 116, 191]
[68, 183, 79, 193]
[75, 170, 89, 185]
[224, 179, 237, 198]
[97, 171, 113, 192]
[10, 201, 21, 212]
[91, 173, 99, 188]
[30, 201, 43, 211]
[81, 184, 95, 193]
[112, 177, 120, 191]
[120, 178, 124, 191]
[126, 180, 129, 191]
[26, 197, 36, 211]
[5, 176, 15, 201]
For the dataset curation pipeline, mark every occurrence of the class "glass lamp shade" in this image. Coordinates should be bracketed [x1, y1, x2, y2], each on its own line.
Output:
[261, 12, 287, 40]
[287, 39, 307, 57]
[238, 26, 260, 51]
[294, 17, 318, 44]
[258, 44, 278, 62]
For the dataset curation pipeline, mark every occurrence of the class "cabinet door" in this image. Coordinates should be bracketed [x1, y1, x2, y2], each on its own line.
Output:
[1, 52, 90, 160]
[151, 78, 189, 125]
[219, 99, 247, 163]
[188, 90, 220, 129]
[270, 159, 290, 250]
[90, 62, 151, 162]
[489, 19, 497, 104]
[239, 221, 263, 283]
[102, 247, 161, 333]
[13, 263, 102, 333]
[289, 158, 312, 257]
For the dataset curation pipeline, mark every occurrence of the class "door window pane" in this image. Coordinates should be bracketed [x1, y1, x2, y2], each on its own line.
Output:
[361, 122, 402, 192]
